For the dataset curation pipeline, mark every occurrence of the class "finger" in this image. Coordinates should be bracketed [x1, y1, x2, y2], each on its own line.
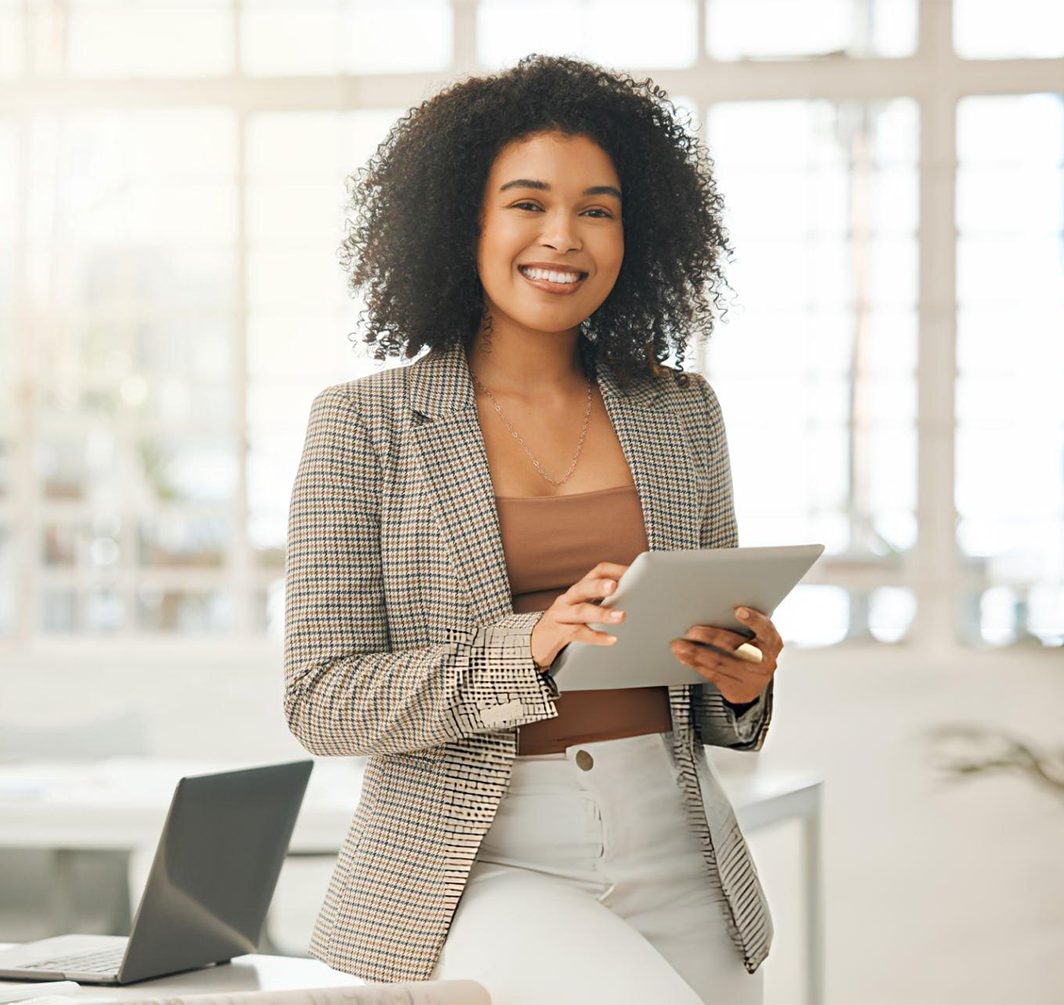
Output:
[592, 561, 629, 578]
[670, 641, 748, 683]
[679, 640, 774, 688]
[586, 562, 628, 594]
[678, 637, 761, 664]
[578, 573, 624, 603]
[674, 653, 725, 686]
[734, 606, 773, 640]
[694, 659, 747, 686]
[576, 601, 624, 625]
[740, 611, 783, 655]
[683, 625, 752, 649]
[574, 623, 619, 646]
[699, 640, 764, 664]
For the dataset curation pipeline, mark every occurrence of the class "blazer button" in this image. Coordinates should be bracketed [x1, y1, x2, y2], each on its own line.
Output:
[576, 750, 594, 771]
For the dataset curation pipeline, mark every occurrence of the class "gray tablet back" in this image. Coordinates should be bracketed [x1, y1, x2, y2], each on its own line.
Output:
[547, 544, 824, 692]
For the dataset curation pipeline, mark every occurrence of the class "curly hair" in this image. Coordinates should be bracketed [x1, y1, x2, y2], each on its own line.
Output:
[338, 53, 737, 391]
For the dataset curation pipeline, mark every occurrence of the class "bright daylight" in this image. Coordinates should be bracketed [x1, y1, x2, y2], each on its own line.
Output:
[0, 1, 1061, 1004]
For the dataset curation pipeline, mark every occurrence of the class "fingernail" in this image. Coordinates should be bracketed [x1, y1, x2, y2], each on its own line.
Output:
[736, 608, 749, 619]
[610, 610, 623, 620]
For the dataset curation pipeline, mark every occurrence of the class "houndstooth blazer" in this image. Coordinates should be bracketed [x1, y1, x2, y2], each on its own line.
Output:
[283, 337, 775, 983]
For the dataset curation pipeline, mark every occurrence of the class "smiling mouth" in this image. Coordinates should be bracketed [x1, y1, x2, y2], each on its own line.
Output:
[517, 266, 589, 293]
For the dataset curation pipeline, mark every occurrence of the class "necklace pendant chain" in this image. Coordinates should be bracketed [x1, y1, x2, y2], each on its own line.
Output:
[472, 371, 594, 487]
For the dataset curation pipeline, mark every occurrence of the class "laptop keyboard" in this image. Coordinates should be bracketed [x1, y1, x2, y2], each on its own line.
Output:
[20, 946, 125, 973]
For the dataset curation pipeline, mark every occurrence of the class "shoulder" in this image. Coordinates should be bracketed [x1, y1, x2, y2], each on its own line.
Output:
[651, 362, 715, 409]
[648, 365, 729, 449]
[318, 361, 407, 408]
[312, 361, 410, 427]
[306, 362, 414, 473]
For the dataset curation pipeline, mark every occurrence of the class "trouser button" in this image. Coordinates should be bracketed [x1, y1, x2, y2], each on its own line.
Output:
[576, 750, 594, 771]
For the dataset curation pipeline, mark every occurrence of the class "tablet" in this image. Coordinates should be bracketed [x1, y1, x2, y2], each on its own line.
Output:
[546, 543, 825, 692]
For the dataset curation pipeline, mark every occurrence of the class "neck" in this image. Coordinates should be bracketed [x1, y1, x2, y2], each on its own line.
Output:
[465, 324, 588, 399]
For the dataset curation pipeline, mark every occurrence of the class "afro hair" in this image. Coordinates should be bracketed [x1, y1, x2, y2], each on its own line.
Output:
[338, 52, 737, 390]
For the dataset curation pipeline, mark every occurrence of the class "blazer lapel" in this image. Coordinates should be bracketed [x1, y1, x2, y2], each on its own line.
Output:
[408, 339, 706, 628]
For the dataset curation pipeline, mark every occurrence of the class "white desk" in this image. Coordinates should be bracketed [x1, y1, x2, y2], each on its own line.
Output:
[0, 945, 365, 1002]
[0, 758, 823, 1004]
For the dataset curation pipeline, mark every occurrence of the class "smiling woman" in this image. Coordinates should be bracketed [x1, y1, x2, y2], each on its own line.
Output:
[289, 53, 770, 1005]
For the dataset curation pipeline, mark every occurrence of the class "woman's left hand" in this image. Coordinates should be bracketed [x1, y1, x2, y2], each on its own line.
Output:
[669, 606, 783, 705]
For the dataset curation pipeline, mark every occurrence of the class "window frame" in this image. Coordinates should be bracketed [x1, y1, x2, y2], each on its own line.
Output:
[1, 0, 1061, 660]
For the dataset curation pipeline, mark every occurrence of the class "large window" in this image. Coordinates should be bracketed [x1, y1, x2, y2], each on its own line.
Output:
[955, 93, 1064, 647]
[704, 98, 919, 646]
[0, 0, 1060, 656]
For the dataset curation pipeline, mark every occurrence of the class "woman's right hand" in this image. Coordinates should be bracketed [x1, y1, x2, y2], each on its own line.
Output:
[530, 561, 630, 672]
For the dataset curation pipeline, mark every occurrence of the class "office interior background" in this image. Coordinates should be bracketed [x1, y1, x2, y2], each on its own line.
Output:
[0, 0, 1061, 1001]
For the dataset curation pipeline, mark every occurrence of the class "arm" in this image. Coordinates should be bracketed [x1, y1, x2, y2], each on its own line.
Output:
[283, 386, 560, 759]
[689, 374, 773, 752]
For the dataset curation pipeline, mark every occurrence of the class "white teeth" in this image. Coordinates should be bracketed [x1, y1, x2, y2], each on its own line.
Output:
[520, 266, 583, 285]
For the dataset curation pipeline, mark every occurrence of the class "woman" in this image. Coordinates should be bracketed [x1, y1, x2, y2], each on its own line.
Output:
[284, 55, 784, 1005]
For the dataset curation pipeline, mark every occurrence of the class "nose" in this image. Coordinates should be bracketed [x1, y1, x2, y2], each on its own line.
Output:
[539, 209, 582, 254]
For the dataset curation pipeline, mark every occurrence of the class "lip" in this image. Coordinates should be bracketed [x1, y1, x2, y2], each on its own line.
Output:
[517, 265, 588, 296]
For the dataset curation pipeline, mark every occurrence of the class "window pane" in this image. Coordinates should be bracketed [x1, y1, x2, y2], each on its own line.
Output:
[0, 121, 18, 435]
[0, 3, 23, 77]
[42, 515, 123, 569]
[773, 584, 850, 647]
[255, 577, 286, 643]
[41, 588, 79, 634]
[35, 436, 116, 502]
[0, 524, 14, 636]
[965, 584, 1064, 648]
[244, 109, 402, 571]
[954, 0, 1064, 59]
[136, 586, 232, 634]
[68, 0, 234, 77]
[137, 514, 228, 567]
[241, 3, 345, 75]
[478, 0, 698, 70]
[955, 94, 1064, 648]
[137, 437, 239, 504]
[706, 98, 919, 642]
[18, 108, 241, 642]
[706, 0, 917, 59]
[86, 588, 127, 634]
[38, 585, 134, 636]
[241, 0, 450, 76]
[0, 441, 10, 499]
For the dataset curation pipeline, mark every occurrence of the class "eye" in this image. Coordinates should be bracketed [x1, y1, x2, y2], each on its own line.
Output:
[511, 201, 613, 219]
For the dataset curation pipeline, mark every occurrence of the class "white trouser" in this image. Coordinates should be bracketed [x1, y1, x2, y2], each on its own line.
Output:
[429, 730, 765, 1005]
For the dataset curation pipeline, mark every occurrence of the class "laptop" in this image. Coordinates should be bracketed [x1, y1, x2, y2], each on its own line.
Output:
[0, 759, 314, 985]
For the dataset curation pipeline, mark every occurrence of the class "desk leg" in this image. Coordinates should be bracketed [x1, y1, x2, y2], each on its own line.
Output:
[803, 790, 824, 1005]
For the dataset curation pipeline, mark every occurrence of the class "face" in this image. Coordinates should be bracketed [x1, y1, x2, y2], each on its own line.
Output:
[476, 130, 624, 336]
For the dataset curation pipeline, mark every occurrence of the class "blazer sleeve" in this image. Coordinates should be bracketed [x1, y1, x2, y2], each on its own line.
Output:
[689, 374, 774, 753]
[283, 386, 561, 758]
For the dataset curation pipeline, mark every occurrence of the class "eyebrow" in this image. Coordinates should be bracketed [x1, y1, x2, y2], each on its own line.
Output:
[499, 178, 622, 201]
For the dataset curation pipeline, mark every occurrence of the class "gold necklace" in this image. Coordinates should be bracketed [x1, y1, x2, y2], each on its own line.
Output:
[472, 370, 594, 486]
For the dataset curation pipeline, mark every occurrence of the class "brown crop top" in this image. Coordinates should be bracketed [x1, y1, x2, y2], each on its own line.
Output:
[494, 484, 673, 755]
